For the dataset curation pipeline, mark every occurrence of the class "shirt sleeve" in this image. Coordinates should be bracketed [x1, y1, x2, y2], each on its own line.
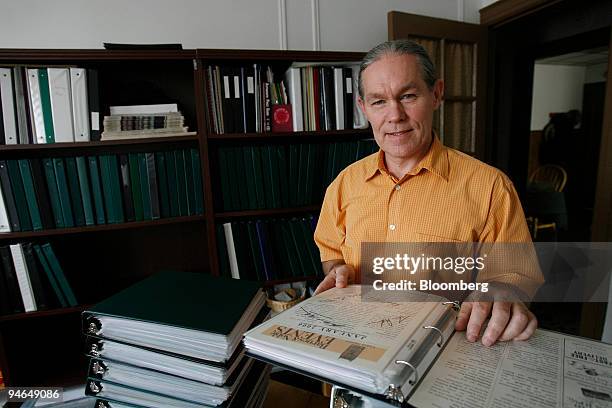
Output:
[477, 174, 545, 298]
[314, 180, 345, 262]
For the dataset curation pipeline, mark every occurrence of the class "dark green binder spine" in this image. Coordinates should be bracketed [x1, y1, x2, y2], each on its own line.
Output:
[217, 147, 233, 211]
[32, 244, 67, 307]
[53, 158, 75, 228]
[7, 160, 33, 231]
[17, 159, 42, 231]
[155, 152, 170, 218]
[87, 156, 106, 225]
[164, 151, 179, 217]
[42, 158, 64, 228]
[41, 243, 77, 307]
[98, 155, 117, 223]
[174, 150, 188, 216]
[128, 153, 144, 221]
[183, 149, 196, 216]
[64, 157, 86, 227]
[137, 153, 152, 220]
[37, 68, 55, 143]
[190, 149, 204, 215]
[107, 155, 125, 223]
[76, 156, 95, 226]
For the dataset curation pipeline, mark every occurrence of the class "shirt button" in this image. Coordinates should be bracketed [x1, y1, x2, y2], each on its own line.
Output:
[389, 224, 396, 231]
[395, 184, 401, 191]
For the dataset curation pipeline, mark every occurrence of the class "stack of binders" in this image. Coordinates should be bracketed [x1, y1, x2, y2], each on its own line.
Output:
[81, 271, 270, 408]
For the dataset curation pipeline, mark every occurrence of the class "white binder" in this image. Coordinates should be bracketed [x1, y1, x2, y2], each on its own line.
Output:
[48, 67, 75, 142]
[334, 67, 345, 130]
[26, 68, 47, 144]
[9, 243, 37, 312]
[284, 67, 303, 132]
[70, 67, 90, 142]
[0, 68, 18, 144]
[0, 183, 11, 232]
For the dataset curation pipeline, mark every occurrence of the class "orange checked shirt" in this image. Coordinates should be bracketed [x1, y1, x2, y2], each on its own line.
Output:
[314, 136, 544, 296]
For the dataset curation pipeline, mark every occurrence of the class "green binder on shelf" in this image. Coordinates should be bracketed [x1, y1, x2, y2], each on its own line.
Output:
[241, 148, 258, 210]
[87, 156, 107, 225]
[164, 150, 180, 217]
[42, 158, 64, 228]
[17, 159, 43, 231]
[64, 157, 86, 227]
[137, 153, 152, 220]
[128, 153, 144, 222]
[7, 160, 33, 231]
[183, 149, 196, 216]
[41, 243, 77, 307]
[248, 146, 265, 209]
[107, 154, 125, 223]
[99, 155, 117, 223]
[76, 156, 95, 226]
[174, 150, 188, 216]
[275, 145, 289, 208]
[155, 152, 170, 218]
[259, 147, 276, 208]
[53, 158, 75, 228]
[32, 244, 68, 308]
[288, 144, 299, 206]
[37, 68, 55, 144]
[190, 149, 204, 215]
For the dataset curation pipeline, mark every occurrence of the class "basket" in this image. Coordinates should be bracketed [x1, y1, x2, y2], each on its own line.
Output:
[266, 288, 306, 312]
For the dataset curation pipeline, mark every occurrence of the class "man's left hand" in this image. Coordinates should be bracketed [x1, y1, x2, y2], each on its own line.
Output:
[455, 301, 537, 346]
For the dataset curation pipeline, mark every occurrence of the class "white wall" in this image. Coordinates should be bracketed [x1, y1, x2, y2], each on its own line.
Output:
[530, 64, 587, 131]
[0, 0, 481, 52]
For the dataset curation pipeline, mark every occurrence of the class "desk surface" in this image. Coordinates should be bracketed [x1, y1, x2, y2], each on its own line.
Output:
[264, 380, 330, 408]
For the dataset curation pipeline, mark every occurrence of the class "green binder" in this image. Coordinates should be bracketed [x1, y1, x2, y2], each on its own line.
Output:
[7, 160, 33, 231]
[42, 158, 64, 228]
[275, 145, 289, 208]
[17, 159, 42, 231]
[174, 150, 188, 216]
[53, 158, 75, 228]
[155, 152, 170, 218]
[248, 146, 265, 209]
[259, 146, 276, 208]
[288, 144, 300, 206]
[107, 155, 125, 223]
[41, 243, 77, 307]
[99, 155, 117, 223]
[246, 221, 265, 281]
[164, 150, 179, 217]
[87, 156, 106, 225]
[190, 149, 204, 215]
[37, 68, 55, 144]
[137, 153, 152, 220]
[241, 147, 258, 210]
[75, 156, 95, 226]
[32, 244, 67, 308]
[128, 153, 144, 221]
[183, 149, 196, 216]
[217, 147, 233, 211]
[64, 157, 86, 227]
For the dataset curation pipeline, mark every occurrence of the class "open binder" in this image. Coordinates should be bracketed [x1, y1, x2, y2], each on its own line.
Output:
[244, 286, 458, 405]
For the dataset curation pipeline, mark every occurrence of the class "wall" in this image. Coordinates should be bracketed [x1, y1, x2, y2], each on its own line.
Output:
[0, 0, 482, 52]
[530, 64, 587, 131]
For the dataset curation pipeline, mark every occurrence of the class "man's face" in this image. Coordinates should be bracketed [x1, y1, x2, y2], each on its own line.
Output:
[358, 54, 443, 167]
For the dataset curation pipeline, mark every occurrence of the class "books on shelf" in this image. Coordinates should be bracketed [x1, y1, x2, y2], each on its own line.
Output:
[245, 286, 612, 408]
[82, 271, 269, 408]
[0, 242, 75, 315]
[0, 148, 204, 232]
[205, 62, 365, 134]
[0, 66, 100, 144]
[102, 104, 192, 141]
[218, 216, 322, 282]
[215, 139, 378, 212]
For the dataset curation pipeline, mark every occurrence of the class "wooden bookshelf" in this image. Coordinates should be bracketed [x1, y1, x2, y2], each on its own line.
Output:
[0, 47, 373, 386]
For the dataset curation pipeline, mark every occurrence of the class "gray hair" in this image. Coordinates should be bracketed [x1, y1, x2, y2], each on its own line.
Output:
[358, 39, 438, 98]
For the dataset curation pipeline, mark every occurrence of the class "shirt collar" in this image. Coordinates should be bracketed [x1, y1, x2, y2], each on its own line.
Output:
[364, 135, 449, 182]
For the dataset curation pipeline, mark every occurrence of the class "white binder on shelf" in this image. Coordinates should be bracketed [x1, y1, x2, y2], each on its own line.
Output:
[0, 68, 18, 144]
[334, 67, 345, 130]
[26, 68, 47, 144]
[48, 67, 75, 143]
[9, 243, 37, 312]
[284, 67, 303, 132]
[70, 67, 90, 142]
[0, 184, 11, 232]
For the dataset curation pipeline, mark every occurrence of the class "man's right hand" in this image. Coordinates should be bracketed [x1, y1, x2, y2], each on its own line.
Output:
[313, 263, 355, 295]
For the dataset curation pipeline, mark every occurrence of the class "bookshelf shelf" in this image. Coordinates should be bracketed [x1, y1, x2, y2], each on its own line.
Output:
[207, 128, 372, 141]
[0, 215, 205, 240]
[0, 135, 200, 152]
[215, 206, 320, 219]
[0, 304, 89, 323]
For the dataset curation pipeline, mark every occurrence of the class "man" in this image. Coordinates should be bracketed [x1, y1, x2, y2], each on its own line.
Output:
[313, 40, 544, 346]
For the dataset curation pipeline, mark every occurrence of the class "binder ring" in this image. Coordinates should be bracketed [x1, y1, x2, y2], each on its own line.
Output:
[394, 360, 418, 385]
[87, 317, 102, 335]
[442, 301, 460, 311]
[88, 381, 103, 394]
[95, 402, 109, 408]
[92, 361, 107, 375]
[423, 325, 444, 347]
